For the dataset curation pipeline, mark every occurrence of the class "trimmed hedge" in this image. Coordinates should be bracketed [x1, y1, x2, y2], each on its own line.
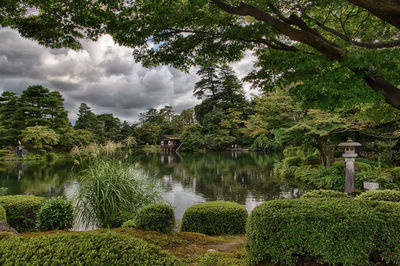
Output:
[0, 231, 182, 265]
[301, 189, 349, 199]
[246, 198, 400, 265]
[181, 201, 247, 235]
[0, 204, 6, 223]
[0, 195, 46, 232]
[132, 203, 175, 233]
[37, 197, 74, 231]
[356, 189, 400, 202]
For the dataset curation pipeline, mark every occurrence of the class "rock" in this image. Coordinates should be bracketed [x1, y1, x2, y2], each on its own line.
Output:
[0, 221, 19, 235]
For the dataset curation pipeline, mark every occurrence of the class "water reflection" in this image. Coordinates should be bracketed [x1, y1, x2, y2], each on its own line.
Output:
[0, 160, 76, 197]
[136, 151, 308, 218]
[0, 152, 310, 220]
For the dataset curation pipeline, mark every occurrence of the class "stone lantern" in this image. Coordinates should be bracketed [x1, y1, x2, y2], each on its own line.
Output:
[338, 140, 362, 194]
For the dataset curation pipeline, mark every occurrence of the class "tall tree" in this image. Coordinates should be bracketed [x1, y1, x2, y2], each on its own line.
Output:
[3, 0, 399, 110]
[0, 91, 25, 146]
[20, 85, 51, 127]
[74, 103, 103, 142]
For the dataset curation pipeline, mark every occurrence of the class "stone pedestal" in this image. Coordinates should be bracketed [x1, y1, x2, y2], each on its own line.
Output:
[344, 154, 356, 194]
[338, 140, 362, 195]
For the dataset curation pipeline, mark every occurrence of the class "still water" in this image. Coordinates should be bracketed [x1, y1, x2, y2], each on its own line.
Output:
[0, 151, 308, 219]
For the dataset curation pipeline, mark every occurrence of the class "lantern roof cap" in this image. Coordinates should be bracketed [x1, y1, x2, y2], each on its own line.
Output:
[338, 140, 362, 147]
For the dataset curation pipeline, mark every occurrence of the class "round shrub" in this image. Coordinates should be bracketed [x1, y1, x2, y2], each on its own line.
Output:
[356, 189, 400, 202]
[0, 204, 6, 223]
[246, 198, 400, 265]
[37, 197, 74, 231]
[0, 231, 182, 265]
[181, 201, 247, 235]
[134, 203, 175, 233]
[0, 195, 46, 232]
[301, 189, 349, 199]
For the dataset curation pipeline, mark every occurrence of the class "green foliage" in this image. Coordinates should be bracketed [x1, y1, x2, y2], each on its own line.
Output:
[356, 190, 400, 202]
[0, 195, 46, 232]
[75, 160, 161, 228]
[0, 231, 182, 265]
[133, 203, 175, 233]
[390, 167, 400, 182]
[301, 189, 349, 198]
[181, 201, 247, 235]
[283, 156, 302, 167]
[21, 126, 59, 153]
[37, 197, 74, 231]
[180, 124, 204, 152]
[246, 198, 400, 265]
[121, 219, 136, 228]
[0, 204, 6, 223]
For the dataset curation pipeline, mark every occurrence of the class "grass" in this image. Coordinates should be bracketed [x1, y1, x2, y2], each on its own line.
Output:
[75, 159, 161, 228]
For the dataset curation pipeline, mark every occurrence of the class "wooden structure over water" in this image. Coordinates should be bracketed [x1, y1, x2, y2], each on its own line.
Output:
[160, 135, 182, 153]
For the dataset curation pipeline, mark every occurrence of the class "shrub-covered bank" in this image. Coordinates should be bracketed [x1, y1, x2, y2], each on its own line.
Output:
[0, 231, 182, 265]
[246, 197, 400, 265]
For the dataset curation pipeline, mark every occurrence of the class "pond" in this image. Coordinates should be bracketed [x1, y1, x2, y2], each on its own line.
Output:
[0, 151, 309, 220]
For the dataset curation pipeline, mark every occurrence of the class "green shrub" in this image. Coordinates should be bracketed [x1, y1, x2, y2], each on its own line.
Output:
[0, 231, 182, 265]
[356, 189, 400, 202]
[181, 201, 247, 235]
[0, 204, 6, 223]
[37, 197, 74, 231]
[283, 156, 302, 166]
[122, 219, 136, 228]
[134, 203, 175, 233]
[390, 167, 400, 181]
[246, 198, 400, 265]
[301, 189, 349, 198]
[0, 195, 46, 232]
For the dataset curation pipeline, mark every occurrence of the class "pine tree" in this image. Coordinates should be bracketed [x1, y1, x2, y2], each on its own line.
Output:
[0, 91, 26, 146]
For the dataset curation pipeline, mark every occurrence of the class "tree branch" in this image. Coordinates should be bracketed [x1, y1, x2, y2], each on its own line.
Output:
[211, 0, 344, 60]
[347, 0, 400, 29]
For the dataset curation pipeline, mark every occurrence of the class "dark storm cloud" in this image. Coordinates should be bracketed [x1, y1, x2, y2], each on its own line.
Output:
[0, 28, 200, 123]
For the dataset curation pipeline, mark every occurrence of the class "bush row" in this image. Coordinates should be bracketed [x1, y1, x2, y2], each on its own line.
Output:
[0, 231, 182, 265]
[0, 195, 73, 232]
[246, 197, 400, 265]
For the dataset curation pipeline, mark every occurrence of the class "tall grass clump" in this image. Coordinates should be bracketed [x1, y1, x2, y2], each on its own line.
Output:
[75, 159, 161, 228]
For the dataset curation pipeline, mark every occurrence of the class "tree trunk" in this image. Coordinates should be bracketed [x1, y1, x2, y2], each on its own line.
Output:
[317, 136, 334, 167]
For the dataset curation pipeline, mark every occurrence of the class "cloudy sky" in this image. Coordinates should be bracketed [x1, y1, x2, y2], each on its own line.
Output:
[0, 27, 255, 124]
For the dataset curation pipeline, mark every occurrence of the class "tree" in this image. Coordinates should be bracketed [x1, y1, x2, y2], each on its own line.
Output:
[21, 126, 59, 154]
[97, 113, 122, 141]
[75, 103, 103, 142]
[3, 0, 399, 110]
[282, 110, 348, 167]
[20, 85, 51, 127]
[0, 91, 25, 146]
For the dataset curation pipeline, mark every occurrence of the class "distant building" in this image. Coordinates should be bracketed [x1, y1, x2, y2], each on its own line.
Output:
[160, 135, 181, 153]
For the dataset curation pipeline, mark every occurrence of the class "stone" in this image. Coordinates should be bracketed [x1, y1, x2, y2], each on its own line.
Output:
[363, 182, 380, 191]
[0, 221, 19, 235]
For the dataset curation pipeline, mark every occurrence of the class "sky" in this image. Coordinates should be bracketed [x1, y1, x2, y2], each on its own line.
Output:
[0, 27, 256, 124]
